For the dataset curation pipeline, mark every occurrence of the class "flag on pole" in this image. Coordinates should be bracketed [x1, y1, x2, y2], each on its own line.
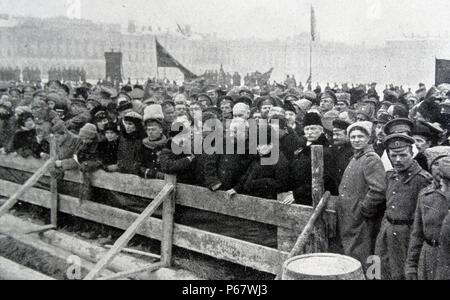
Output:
[155, 38, 198, 80]
[436, 58, 450, 85]
[311, 5, 317, 42]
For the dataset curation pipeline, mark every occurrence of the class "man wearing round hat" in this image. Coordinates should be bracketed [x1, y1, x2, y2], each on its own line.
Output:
[375, 134, 432, 280]
[412, 121, 442, 172]
[291, 112, 337, 205]
[405, 149, 450, 280]
[283, 100, 303, 138]
[330, 119, 353, 186]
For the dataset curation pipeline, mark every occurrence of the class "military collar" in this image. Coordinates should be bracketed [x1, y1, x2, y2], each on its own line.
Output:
[354, 145, 375, 159]
[390, 161, 423, 184]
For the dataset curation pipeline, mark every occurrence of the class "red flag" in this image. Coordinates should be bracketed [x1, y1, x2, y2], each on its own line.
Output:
[155, 38, 198, 80]
[436, 58, 450, 85]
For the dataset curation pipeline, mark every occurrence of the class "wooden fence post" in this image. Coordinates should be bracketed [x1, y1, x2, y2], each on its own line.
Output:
[311, 145, 328, 252]
[161, 175, 176, 267]
[49, 135, 58, 227]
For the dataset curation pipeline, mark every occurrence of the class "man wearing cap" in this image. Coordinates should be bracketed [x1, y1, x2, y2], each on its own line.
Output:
[375, 134, 432, 280]
[65, 96, 91, 134]
[330, 119, 353, 186]
[373, 113, 391, 157]
[405, 149, 450, 280]
[218, 96, 234, 122]
[50, 120, 82, 178]
[335, 93, 351, 113]
[284, 100, 303, 138]
[412, 121, 442, 172]
[319, 91, 337, 114]
[257, 97, 275, 120]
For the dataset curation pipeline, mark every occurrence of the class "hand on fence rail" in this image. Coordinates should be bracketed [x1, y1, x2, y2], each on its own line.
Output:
[226, 189, 237, 199]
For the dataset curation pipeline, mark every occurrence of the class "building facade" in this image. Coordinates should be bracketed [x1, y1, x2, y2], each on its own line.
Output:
[0, 14, 449, 86]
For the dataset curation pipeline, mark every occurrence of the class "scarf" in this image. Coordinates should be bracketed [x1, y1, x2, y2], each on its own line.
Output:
[142, 135, 168, 150]
[20, 124, 36, 132]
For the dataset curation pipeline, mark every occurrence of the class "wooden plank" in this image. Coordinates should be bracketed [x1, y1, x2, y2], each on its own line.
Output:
[0, 227, 119, 280]
[23, 224, 56, 235]
[310, 145, 328, 252]
[49, 136, 58, 227]
[176, 183, 334, 229]
[104, 245, 161, 260]
[0, 157, 55, 218]
[0, 155, 336, 229]
[0, 214, 200, 280]
[0, 154, 165, 200]
[84, 183, 174, 280]
[97, 262, 165, 280]
[161, 175, 176, 267]
[0, 256, 55, 280]
[0, 180, 288, 274]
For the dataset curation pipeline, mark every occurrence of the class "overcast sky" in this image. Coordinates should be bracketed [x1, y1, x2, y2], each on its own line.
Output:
[1, 0, 450, 44]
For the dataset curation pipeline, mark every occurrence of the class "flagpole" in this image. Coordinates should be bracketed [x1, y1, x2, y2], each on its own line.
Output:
[309, 39, 313, 85]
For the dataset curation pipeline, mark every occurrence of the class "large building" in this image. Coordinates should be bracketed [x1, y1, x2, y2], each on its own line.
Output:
[1, 14, 449, 86]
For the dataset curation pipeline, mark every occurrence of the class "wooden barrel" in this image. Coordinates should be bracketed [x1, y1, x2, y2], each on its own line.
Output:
[282, 253, 365, 280]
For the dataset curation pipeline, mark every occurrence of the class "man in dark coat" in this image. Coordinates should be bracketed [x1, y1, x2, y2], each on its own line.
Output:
[0, 101, 15, 150]
[139, 119, 167, 179]
[5, 112, 41, 158]
[330, 119, 353, 187]
[291, 112, 337, 205]
[117, 112, 145, 175]
[227, 124, 290, 200]
[97, 122, 120, 172]
[375, 134, 433, 280]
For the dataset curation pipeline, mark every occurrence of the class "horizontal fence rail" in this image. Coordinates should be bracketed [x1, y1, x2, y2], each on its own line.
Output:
[0, 154, 337, 275]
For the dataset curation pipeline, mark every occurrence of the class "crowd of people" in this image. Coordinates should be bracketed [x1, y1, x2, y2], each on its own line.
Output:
[48, 67, 87, 83]
[0, 66, 42, 82]
[0, 77, 449, 280]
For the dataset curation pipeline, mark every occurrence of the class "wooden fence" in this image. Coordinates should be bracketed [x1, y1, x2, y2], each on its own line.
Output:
[0, 153, 337, 276]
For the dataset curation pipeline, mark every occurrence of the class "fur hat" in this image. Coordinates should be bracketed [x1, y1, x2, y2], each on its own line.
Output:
[303, 112, 323, 127]
[123, 111, 143, 127]
[78, 123, 98, 140]
[348, 121, 373, 137]
[233, 102, 250, 118]
[143, 104, 164, 123]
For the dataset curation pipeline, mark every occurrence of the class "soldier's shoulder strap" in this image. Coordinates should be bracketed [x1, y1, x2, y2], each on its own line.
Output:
[418, 169, 433, 180]
[419, 184, 435, 197]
